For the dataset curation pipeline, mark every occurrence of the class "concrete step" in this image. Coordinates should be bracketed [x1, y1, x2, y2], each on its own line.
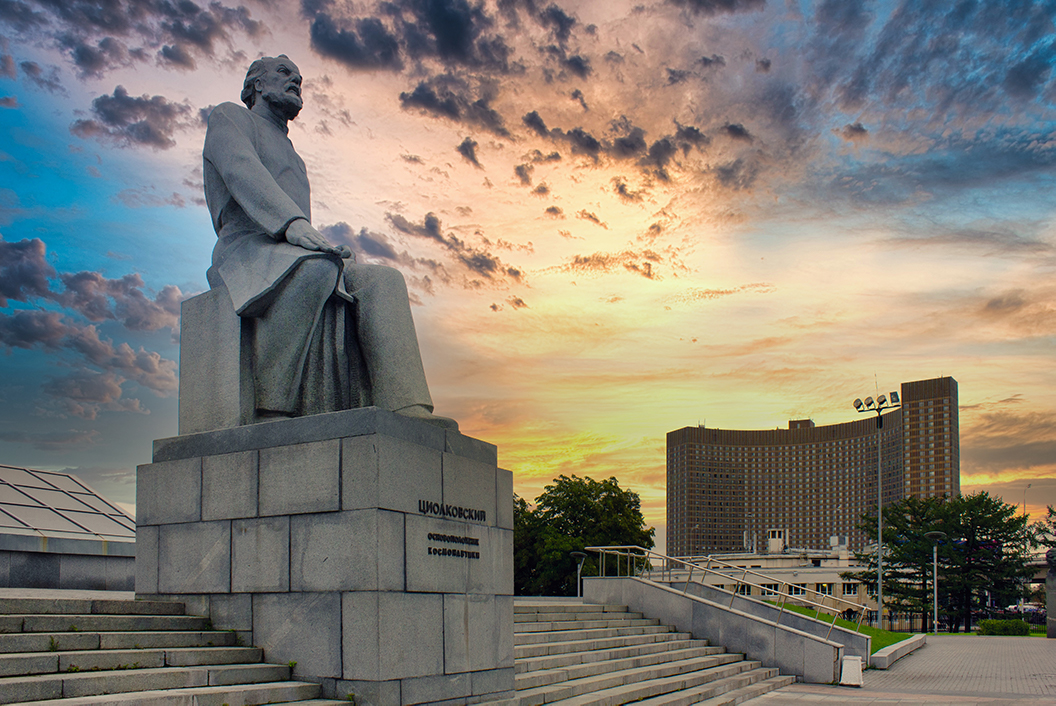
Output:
[515, 612, 644, 623]
[0, 646, 264, 677]
[0, 662, 291, 704]
[516, 639, 718, 674]
[6, 680, 326, 705]
[0, 614, 210, 634]
[0, 629, 240, 654]
[517, 618, 659, 633]
[0, 599, 184, 616]
[516, 631, 695, 659]
[514, 604, 628, 614]
[515, 624, 674, 646]
[516, 648, 741, 691]
[617, 669, 791, 706]
[516, 658, 759, 706]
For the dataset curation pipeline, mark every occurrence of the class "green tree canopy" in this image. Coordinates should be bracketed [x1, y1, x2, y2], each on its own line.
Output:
[842, 491, 1036, 632]
[515, 475, 655, 596]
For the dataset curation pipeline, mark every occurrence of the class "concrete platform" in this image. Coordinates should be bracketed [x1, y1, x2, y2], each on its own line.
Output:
[744, 635, 1056, 705]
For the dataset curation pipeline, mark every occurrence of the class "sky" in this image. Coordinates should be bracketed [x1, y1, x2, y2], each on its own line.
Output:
[0, 0, 1054, 551]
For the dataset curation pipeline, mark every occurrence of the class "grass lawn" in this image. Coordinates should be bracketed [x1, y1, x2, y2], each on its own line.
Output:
[775, 603, 914, 654]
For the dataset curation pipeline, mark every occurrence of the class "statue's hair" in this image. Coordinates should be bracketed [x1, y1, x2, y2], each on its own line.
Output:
[241, 55, 291, 108]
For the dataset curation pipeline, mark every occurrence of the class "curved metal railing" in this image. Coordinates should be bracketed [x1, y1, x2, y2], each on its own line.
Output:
[583, 545, 867, 640]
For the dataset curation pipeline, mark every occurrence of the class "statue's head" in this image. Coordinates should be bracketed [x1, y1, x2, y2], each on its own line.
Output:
[242, 55, 302, 120]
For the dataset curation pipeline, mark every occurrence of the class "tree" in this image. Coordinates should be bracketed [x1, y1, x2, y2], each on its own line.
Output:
[514, 475, 655, 596]
[841, 492, 1035, 632]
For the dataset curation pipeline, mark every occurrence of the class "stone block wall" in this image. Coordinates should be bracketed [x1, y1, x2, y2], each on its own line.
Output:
[136, 407, 514, 705]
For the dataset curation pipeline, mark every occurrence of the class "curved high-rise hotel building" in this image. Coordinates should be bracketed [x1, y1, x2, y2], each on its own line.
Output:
[666, 377, 959, 556]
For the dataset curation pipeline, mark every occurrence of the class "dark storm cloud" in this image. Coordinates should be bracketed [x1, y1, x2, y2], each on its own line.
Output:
[305, 0, 514, 74]
[562, 126, 602, 158]
[0, 0, 264, 78]
[457, 136, 482, 167]
[309, 14, 402, 69]
[666, 0, 765, 15]
[400, 74, 509, 137]
[386, 211, 522, 282]
[610, 126, 646, 158]
[539, 3, 575, 44]
[70, 85, 193, 149]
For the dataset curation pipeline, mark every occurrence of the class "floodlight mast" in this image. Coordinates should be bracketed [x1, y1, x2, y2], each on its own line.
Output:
[853, 388, 901, 630]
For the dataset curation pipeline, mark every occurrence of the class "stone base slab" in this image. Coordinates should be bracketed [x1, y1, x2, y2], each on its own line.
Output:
[137, 407, 514, 705]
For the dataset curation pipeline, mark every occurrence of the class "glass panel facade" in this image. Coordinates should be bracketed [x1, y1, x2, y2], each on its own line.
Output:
[0, 464, 135, 540]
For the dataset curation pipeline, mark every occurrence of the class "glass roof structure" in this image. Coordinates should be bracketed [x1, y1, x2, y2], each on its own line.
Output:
[0, 464, 135, 541]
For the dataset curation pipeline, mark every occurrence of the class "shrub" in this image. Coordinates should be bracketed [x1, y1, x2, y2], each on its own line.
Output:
[977, 619, 1030, 636]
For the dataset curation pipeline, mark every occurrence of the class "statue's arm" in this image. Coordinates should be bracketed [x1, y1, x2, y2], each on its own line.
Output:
[203, 103, 308, 240]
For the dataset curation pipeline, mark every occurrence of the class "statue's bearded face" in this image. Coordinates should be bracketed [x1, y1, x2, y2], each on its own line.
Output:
[257, 58, 303, 120]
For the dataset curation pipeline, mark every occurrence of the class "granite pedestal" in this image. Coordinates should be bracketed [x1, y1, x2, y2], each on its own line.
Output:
[136, 407, 514, 704]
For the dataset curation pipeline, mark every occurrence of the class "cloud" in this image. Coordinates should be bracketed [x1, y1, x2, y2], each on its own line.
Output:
[0, 428, 99, 451]
[514, 163, 533, 185]
[41, 370, 146, 419]
[612, 177, 643, 202]
[457, 136, 482, 167]
[1, 0, 264, 78]
[539, 4, 576, 44]
[522, 110, 549, 136]
[699, 54, 725, 69]
[400, 74, 509, 137]
[0, 235, 55, 306]
[1, 53, 16, 78]
[386, 211, 522, 283]
[70, 86, 193, 149]
[840, 122, 868, 142]
[755, 57, 771, 72]
[561, 249, 666, 279]
[722, 123, 753, 142]
[19, 61, 64, 93]
[544, 206, 564, 218]
[532, 183, 549, 196]
[666, 0, 766, 15]
[309, 14, 402, 70]
[576, 210, 607, 228]
[570, 88, 588, 110]
[0, 96, 17, 108]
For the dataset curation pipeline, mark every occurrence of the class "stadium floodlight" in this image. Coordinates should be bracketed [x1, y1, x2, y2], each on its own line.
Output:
[853, 385, 902, 631]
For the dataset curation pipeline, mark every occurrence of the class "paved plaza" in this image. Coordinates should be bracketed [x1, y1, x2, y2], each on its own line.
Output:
[745, 635, 1056, 705]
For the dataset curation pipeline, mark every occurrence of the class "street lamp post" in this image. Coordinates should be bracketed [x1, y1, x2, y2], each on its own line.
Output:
[1023, 483, 1032, 517]
[925, 530, 946, 634]
[854, 390, 901, 630]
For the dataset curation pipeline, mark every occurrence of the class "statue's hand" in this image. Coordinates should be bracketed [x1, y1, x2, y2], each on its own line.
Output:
[285, 219, 353, 260]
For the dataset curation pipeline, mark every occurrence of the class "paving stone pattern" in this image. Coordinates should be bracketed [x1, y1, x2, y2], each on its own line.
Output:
[744, 635, 1056, 706]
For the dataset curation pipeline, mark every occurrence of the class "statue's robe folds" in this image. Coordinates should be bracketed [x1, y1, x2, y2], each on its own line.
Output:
[203, 101, 433, 416]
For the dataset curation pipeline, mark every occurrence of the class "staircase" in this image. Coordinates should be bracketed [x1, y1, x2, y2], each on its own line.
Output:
[0, 596, 345, 705]
[508, 601, 794, 706]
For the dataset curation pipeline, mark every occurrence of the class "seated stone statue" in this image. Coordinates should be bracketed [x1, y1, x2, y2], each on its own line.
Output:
[202, 54, 456, 429]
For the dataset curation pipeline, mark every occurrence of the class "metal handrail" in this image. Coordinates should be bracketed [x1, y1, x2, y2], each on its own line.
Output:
[583, 545, 867, 639]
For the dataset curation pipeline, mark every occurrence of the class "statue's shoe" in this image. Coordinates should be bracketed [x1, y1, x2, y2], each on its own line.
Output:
[396, 405, 459, 430]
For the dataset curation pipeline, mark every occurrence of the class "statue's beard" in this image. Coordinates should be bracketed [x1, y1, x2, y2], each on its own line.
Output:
[263, 89, 302, 121]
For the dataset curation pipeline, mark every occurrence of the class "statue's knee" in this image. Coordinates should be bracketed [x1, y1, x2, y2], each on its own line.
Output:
[296, 257, 341, 293]
[347, 264, 409, 296]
